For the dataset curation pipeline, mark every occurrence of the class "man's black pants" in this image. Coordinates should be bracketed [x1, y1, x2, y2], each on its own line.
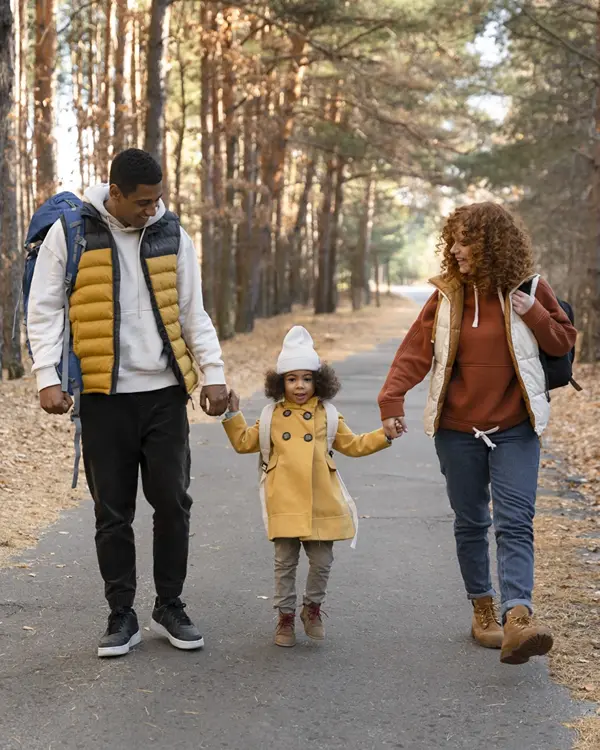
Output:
[80, 386, 192, 610]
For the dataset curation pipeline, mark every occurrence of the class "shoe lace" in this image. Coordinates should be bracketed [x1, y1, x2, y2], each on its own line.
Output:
[306, 604, 327, 622]
[475, 601, 499, 629]
[509, 612, 531, 630]
[162, 599, 193, 627]
[278, 613, 295, 629]
[108, 607, 133, 633]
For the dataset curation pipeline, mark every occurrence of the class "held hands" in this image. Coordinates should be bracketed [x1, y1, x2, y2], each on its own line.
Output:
[39, 385, 73, 415]
[227, 389, 240, 413]
[512, 291, 535, 316]
[200, 384, 229, 416]
[382, 416, 408, 440]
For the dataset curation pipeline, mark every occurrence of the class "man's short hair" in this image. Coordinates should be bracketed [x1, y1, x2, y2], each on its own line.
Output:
[109, 149, 162, 196]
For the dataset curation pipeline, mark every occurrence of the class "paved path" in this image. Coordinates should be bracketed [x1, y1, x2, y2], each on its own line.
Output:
[0, 323, 583, 749]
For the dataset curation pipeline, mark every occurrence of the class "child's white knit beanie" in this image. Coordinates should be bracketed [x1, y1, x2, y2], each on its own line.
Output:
[276, 326, 321, 374]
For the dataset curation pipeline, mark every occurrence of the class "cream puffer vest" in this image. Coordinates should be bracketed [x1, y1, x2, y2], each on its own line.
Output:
[423, 274, 549, 437]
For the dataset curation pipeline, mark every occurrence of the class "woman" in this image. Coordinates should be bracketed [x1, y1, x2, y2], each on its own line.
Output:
[378, 202, 577, 665]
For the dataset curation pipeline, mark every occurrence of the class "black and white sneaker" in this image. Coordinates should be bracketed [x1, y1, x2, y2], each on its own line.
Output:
[150, 598, 204, 650]
[97, 607, 141, 658]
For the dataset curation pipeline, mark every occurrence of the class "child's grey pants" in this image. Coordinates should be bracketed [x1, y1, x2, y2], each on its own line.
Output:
[273, 538, 334, 612]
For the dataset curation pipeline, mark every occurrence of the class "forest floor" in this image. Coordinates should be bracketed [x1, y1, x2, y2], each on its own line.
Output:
[0, 294, 417, 567]
[535, 365, 600, 748]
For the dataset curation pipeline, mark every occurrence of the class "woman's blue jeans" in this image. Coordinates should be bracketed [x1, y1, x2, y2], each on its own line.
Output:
[435, 421, 540, 619]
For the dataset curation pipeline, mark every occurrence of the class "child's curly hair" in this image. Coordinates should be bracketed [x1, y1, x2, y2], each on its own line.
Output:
[437, 202, 535, 295]
[264, 364, 341, 402]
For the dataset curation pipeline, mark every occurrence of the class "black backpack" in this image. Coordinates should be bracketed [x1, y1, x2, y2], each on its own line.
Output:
[519, 278, 581, 398]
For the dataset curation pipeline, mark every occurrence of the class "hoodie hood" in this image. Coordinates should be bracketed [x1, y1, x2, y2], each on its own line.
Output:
[83, 183, 166, 232]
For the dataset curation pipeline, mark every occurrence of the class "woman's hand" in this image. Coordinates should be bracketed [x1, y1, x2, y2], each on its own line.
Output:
[228, 389, 240, 413]
[512, 291, 535, 316]
[382, 417, 407, 440]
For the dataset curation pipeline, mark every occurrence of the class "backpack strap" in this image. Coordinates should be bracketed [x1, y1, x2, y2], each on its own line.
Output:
[257, 403, 276, 535]
[323, 401, 339, 454]
[59, 210, 86, 489]
[259, 403, 276, 470]
[322, 401, 359, 549]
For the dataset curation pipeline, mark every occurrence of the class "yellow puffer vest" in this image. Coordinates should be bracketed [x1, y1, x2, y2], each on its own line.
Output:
[68, 204, 198, 395]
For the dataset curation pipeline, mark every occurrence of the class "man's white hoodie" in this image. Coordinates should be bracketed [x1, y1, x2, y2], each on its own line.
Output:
[28, 184, 225, 393]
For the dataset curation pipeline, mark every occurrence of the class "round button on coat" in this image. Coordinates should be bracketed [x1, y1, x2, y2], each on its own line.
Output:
[283, 410, 292, 417]
[282, 432, 291, 441]
[303, 412, 312, 420]
[304, 434, 313, 442]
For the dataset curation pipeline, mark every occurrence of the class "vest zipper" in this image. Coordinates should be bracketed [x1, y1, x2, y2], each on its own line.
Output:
[110, 234, 121, 394]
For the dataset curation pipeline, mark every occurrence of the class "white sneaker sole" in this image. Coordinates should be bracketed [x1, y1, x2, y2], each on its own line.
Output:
[150, 619, 204, 650]
[97, 629, 142, 658]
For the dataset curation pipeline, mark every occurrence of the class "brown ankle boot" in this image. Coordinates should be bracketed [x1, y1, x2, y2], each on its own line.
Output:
[471, 597, 503, 649]
[274, 611, 296, 648]
[300, 603, 325, 641]
[500, 605, 553, 665]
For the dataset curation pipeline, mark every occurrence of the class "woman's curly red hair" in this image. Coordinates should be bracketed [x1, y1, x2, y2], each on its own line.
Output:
[437, 202, 535, 294]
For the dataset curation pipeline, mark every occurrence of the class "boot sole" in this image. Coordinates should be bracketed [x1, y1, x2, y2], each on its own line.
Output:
[470, 626, 502, 649]
[150, 619, 204, 650]
[501, 632, 554, 665]
[274, 638, 296, 648]
[98, 629, 142, 658]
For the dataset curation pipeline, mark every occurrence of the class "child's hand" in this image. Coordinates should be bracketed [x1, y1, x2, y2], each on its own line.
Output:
[382, 416, 407, 439]
[228, 389, 240, 413]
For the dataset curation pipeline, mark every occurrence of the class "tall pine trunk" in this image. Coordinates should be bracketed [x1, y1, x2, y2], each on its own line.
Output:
[113, 0, 128, 154]
[0, 0, 24, 378]
[144, 0, 171, 163]
[34, 0, 56, 202]
[199, 2, 214, 318]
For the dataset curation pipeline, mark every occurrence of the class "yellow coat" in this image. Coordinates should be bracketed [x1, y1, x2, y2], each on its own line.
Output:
[223, 397, 390, 542]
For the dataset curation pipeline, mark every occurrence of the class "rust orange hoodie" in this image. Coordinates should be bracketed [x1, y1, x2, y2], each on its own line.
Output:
[378, 278, 578, 433]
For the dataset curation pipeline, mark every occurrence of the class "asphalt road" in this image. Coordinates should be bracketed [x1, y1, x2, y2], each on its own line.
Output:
[0, 296, 584, 749]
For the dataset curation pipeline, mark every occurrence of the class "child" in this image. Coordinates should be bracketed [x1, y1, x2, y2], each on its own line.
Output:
[223, 326, 391, 647]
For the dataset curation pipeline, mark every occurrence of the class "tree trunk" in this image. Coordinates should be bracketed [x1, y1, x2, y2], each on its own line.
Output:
[211, 20, 225, 334]
[130, 12, 139, 147]
[315, 155, 336, 315]
[144, 0, 171, 164]
[352, 172, 376, 311]
[217, 10, 236, 340]
[236, 92, 259, 333]
[259, 31, 308, 315]
[326, 156, 345, 313]
[288, 158, 315, 306]
[173, 38, 187, 217]
[97, 0, 113, 179]
[0, 0, 24, 378]
[34, 0, 56, 203]
[113, 0, 128, 154]
[199, 2, 214, 318]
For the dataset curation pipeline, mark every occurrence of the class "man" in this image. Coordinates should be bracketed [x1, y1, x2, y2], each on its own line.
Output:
[27, 149, 228, 657]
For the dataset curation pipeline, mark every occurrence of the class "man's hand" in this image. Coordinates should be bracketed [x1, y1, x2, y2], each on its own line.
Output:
[512, 291, 535, 316]
[382, 416, 408, 440]
[228, 389, 240, 413]
[39, 385, 73, 415]
[200, 384, 229, 416]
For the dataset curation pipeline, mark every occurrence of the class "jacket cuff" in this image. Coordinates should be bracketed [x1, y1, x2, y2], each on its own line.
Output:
[35, 365, 61, 392]
[379, 398, 405, 421]
[521, 299, 548, 329]
[202, 365, 226, 386]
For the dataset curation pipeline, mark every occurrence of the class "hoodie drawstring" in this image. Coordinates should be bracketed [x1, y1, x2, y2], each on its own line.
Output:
[473, 426, 499, 450]
[137, 228, 146, 318]
[472, 285, 480, 328]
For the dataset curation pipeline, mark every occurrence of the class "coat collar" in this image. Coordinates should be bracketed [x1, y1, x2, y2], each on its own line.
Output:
[282, 396, 319, 411]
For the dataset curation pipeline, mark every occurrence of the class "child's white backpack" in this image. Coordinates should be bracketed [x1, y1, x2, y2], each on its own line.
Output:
[257, 401, 359, 549]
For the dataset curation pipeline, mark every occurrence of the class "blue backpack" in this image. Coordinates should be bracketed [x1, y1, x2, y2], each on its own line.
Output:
[22, 191, 88, 488]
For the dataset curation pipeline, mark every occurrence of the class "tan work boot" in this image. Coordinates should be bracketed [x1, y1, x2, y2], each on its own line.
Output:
[500, 605, 553, 665]
[274, 611, 296, 648]
[300, 602, 325, 641]
[471, 597, 503, 649]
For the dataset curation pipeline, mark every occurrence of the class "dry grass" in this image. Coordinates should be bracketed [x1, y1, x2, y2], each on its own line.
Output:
[535, 365, 600, 747]
[0, 295, 417, 567]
